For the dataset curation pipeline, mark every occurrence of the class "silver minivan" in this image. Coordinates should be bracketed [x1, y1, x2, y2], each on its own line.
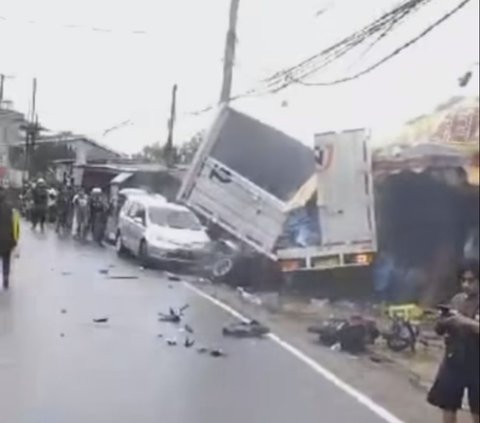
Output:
[115, 195, 211, 267]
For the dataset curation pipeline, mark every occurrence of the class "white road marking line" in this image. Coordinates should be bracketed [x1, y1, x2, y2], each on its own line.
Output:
[184, 282, 405, 423]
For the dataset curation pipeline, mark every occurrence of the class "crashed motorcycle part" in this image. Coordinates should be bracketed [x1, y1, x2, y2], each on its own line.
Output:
[210, 349, 227, 358]
[93, 318, 109, 324]
[222, 320, 270, 338]
[184, 337, 195, 348]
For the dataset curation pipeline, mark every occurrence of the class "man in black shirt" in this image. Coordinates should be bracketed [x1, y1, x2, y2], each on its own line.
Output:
[32, 179, 48, 232]
[428, 263, 480, 423]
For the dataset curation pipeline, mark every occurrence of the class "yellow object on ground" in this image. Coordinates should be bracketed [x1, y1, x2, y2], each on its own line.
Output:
[387, 304, 424, 321]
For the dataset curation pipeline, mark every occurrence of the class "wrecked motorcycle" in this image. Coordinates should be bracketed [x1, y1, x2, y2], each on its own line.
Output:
[308, 315, 380, 355]
[382, 314, 419, 353]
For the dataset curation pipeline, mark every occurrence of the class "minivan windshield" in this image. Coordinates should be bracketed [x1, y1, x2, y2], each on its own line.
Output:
[149, 207, 202, 231]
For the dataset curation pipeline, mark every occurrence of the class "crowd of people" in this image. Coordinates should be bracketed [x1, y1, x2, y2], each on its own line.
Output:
[20, 178, 111, 245]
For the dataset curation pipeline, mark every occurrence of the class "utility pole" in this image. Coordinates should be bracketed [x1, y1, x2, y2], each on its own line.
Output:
[219, 0, 240, 105]
[24, 77, 38, 179]
[0, 74, 5, 107]
[165, 84, 177, 168]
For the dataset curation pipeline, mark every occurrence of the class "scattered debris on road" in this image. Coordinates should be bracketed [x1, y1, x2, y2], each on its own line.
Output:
[99, 269, 110, 275]
[184, 337, 195, 348]
[223, 320, 270, 338]
[210, 349, 227, 358]
[60, 309, 67, 314]
[167, 274, 182, 282]
[236, 287, 263, 306]
[107, 275, 139, 280]
[166, 338, 178, 346]
[93, 317, 109, 324]
[158, 305, 190, 324]
[184, 324, 194, 334]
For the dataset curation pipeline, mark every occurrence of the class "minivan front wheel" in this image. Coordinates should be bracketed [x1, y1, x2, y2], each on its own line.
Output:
[116, 232, 127, 256]
[139, 240, 152, 268]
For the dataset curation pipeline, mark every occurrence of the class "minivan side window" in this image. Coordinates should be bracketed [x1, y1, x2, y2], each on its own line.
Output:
[135, 205, 146, 226]
[127, 202, 138, 218]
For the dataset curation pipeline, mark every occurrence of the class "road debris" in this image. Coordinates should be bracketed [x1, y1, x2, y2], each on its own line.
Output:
[61, 271, 72, 276]
[93, 318, 109, 324]
[184, 337, 195, 348]
[107, 275, 139, 280]
[167, 274, 182, 282]
[223, 320, 270, 338]
[236, 287, 262, 306]
[60, 309, 67, 314]
[99, 269, 109, 275]
[158, 305, 190, 324]
[166, 338, 178, 346]
[210, 349, 227, 358]
[184, 324, 194, 334]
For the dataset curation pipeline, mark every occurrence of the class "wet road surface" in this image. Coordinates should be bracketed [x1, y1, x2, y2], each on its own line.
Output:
[1, 229, 401, 423]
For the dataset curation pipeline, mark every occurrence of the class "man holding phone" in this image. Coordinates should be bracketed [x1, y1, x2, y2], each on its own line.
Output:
[428, 262, 480, 423]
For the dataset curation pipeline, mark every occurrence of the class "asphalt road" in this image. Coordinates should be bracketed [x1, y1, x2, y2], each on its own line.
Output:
[0, 229, 402, 423]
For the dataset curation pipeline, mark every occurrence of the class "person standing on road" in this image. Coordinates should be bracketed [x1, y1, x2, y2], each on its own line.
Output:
[428, 262, 480, 423]
[89, 187, 108, 246]
[31, 178, 48, 232]
[0, 187, 20, 291]
[72, 188, 89, 239]
[55, 185, 70, 234]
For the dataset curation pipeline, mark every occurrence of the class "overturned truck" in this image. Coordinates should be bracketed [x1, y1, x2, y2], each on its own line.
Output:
[178, 107, 377, 287]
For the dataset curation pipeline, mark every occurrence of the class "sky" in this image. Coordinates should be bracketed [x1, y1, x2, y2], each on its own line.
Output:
[0, 0, 479, 154]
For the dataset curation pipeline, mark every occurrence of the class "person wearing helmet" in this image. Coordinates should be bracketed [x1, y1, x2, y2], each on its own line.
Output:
[32, 178, 48, 232]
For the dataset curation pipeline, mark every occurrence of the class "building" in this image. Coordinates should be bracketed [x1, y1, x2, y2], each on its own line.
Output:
[0, 107, 27, 186]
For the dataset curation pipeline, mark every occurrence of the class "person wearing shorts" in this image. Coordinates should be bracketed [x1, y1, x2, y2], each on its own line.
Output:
[428, 263, 480, 423]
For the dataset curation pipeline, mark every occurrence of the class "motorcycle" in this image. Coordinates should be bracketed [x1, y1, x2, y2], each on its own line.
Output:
[382, 313, 420, 353]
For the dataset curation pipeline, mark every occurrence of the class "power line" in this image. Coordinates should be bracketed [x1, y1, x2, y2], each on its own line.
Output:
[0, 14, 149, 36]
[187, 0, 472, 115]
[186, 0, 433, 115]
[296, 0, 473, 86]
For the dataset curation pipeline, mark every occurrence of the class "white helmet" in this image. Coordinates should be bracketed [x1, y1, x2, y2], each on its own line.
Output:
[91, 187, 102, 194]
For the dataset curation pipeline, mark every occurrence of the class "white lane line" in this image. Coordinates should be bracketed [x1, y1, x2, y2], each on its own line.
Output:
[184, 282, 405, 423]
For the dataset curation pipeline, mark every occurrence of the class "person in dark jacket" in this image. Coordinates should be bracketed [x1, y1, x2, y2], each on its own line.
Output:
[32, 178, 48, 231]
[0, 187, 20, 290]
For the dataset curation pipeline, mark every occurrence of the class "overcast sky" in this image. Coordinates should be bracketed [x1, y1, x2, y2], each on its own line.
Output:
[1, 0, 478, 153]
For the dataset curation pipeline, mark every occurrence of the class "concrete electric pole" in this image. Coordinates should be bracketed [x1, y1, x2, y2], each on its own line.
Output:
[219, 0, 240, 105]
[0, 74, 5, 107]
[24, 77, 39, 179]
[165, 83, 178, 167]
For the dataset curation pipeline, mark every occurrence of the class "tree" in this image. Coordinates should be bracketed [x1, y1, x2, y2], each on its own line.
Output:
[131, 142, 178, 164]
[177, 132, 204, 164]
